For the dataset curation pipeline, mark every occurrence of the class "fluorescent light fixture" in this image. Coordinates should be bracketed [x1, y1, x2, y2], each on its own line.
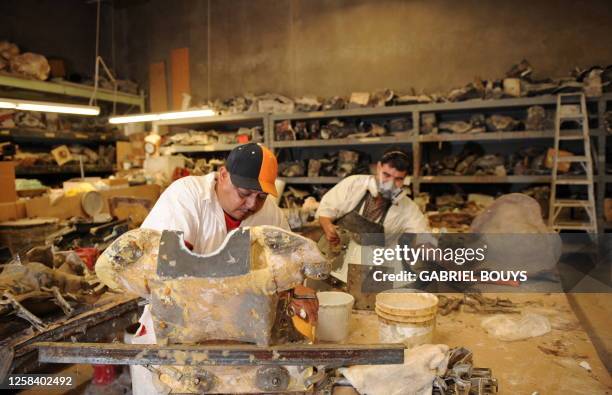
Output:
[109, 108, 216, 124]
[158, 109, 216, 120]
[0, 98, 100, 115]
[0, 101, 17, 109]
[108, 113, 159, 124]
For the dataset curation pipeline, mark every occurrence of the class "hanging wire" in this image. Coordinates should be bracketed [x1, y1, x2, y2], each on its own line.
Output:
[89, 0, 119, 114]
[89, 0, 101, 106]
[207, 0, 211, 101]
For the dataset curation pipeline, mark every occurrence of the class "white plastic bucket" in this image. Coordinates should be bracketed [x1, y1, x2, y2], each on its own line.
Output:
[316, 291, 355, 343]
[375, 290, 438, 347]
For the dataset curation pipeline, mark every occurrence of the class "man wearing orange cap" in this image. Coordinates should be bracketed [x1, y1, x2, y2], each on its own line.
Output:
[141, 143, 289, 254]
[132, 144, 291, 393]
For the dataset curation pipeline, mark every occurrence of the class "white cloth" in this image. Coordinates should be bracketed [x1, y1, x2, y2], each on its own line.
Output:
[141, 173, 290, 254]
[339, 344, 449, 395]
[316, 174, 430, 236]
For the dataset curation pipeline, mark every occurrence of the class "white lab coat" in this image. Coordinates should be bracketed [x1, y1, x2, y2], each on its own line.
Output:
[141, 173, 290, 254]
[316, 174, 430, 235]
[131, 173, 289, 393]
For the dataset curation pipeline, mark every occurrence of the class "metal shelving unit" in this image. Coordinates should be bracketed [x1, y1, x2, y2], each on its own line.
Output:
[160, 144, 239, 154]
[15, 164, 115, 176]
[0, 73, 143, 186]
[0, 127, 121, 144]
[418, 175, 552, 184]
[154, 94, 611, 230]
[272, 134, 413, 148]
[279, 176, 342, 184]
[0, 73, 145, 110]
[269, 93, 612, 231]
[154, 113, 269, 155]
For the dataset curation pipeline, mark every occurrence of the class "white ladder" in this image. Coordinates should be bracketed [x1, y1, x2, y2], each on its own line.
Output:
[548, 93, 597, 233]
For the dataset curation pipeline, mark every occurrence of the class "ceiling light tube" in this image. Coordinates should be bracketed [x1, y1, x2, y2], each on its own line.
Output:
[157, 109, 216, 120]
[108, 113, 160, 124]
[0, 98, 99, 115]
[109, 108, 216, 124]
[0, 101, 17, 109]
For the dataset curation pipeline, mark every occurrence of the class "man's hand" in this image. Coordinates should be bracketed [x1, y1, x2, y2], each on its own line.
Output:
[319, 216, 340, 246]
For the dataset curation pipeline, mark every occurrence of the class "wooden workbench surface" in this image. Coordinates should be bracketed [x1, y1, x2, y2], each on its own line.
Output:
[347, 293, 611, 394]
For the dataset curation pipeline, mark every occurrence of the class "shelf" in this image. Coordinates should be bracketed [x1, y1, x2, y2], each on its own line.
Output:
[15, 164, 115, 176]
[0, 128, 119, 144]
[280, 177, 342, 184]
[418, 175, 551, 184]
[272, 133, 414, 148]
[418, 130, 557, 142]
[0, 73, 144, 108]
[160, 144, 239, 154]
[270, 106, 418, 121]
[152, 113, 268, 128]
[270, 94, 612, 122]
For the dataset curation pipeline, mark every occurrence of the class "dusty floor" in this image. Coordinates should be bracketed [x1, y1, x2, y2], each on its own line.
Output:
[348, 293, 612, 394]
[568, 293, 612, 371]
[17, 293, 611, 394]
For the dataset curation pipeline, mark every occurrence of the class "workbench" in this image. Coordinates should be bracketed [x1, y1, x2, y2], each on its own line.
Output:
[0, 293, 140, 377]
[347, 293, 611, 394]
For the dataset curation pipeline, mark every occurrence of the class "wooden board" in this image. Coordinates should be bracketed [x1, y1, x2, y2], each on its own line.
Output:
[170, 48, 190, 110]
[149, 62, 168, 113]
[0, 162, 17, 203]
[347, 293, 612, 394]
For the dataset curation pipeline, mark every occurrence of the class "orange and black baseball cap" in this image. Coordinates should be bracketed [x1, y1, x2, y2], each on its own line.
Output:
[226, 143, 278, 197]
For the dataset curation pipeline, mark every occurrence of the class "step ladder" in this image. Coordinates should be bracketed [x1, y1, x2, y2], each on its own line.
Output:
[548, 93, 597, 233]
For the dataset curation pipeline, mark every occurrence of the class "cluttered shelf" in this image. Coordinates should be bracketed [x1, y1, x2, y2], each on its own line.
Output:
[152, 113, 269, 129]
[279, 177, 343, 184]
[0, 127, 122, 144]
[272, 134, 413, 148]
[159, 144, 239, 154]
[0, 73, 144, 107]
[15, 164, 115, 176]
[418, 175, 552, 184]
[418, 175, 607, 184]
[417, 130, 559, 142]
[269, 93, 611, 122]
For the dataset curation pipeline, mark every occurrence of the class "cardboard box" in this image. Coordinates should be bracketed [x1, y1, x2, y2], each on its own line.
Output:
[0, 200, 26, 222]
[103, 178, 130, 188]
[25, 184, 161, 219]
[116, 140, 146, 168]
[0, 162, 17, 203]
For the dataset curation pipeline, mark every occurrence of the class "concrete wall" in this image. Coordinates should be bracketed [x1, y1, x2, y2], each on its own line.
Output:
[0, 0, 115, 80]
[55, 0, 612, 102]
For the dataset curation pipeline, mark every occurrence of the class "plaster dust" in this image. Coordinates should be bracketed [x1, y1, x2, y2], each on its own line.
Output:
[95, 228, 161, 296]
[347, 293, 612, 395]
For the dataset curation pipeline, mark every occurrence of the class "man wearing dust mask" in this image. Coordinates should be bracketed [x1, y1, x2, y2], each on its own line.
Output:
[316, 148, 430, 281]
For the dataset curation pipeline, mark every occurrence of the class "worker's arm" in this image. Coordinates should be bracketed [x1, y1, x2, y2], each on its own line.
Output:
[316, 176, 365, 244]
[319, 215, 339, 244]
